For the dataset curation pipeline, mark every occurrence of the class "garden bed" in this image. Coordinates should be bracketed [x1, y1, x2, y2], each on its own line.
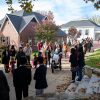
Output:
[85, 49, 100, 69]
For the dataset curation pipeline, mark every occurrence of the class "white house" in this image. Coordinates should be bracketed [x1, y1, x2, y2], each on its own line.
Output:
[61, 19, 100, 41]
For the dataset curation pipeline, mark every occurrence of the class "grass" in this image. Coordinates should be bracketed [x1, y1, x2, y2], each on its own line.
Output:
[85, 49, 100, 69]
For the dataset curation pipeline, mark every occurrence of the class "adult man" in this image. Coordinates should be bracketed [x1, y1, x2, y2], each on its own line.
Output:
[23, 43, 32, 63]
[13, 57, 31, 100]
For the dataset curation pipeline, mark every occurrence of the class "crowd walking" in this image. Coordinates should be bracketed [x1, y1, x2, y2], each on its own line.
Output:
[0, 37, 94, 100]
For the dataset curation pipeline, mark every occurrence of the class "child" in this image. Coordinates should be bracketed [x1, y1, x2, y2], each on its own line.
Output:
[33, 54, 37, 68]
[34, 57, 48, 96]
[69, 48, 78, 83]
[10, 57, 16, 74]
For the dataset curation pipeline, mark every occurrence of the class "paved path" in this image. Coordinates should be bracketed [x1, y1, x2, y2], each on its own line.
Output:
[0, 57, 71, 100]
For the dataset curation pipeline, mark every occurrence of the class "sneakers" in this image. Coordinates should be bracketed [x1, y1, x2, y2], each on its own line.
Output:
[76, 78, 81, 81]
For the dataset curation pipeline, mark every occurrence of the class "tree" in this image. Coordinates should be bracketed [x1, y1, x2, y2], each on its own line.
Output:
[89, 15, 100, 25]
[68, 27, 81, 43]
[5, 0, 36, 12]
[34, 11, 58, 42]
[5, 0, 100, 13]
[84, 0, 100, 10]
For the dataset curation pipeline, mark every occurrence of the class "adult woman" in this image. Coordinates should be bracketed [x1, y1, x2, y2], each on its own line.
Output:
[15, 47, 26, 68]
[2, 46, 10, 73]
[10, 45, 16, 57]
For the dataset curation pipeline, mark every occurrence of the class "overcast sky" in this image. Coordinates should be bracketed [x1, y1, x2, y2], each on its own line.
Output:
[0, 0, 100, 25]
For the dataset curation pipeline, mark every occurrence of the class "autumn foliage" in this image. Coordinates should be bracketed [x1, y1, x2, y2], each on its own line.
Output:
[68, 27, 81, 39]
[34, 11, 58, 42]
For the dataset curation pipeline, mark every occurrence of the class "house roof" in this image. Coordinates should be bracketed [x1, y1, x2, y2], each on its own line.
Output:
[0, 10, 46, 33]
[61, 20, 100, 28]
[0, 18, 5, 27]
[7, 14, 22, 33]
[56, 29, 66, 37]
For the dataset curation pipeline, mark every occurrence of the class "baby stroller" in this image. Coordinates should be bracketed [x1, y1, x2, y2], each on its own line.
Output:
[51, 51, 62, 73]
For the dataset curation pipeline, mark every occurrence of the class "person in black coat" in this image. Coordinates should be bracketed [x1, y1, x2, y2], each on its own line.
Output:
[34, 56, 48, 96]
[69, 48, 78, 83]
[77, 46, 85, 81]
[13, 56, 31, 100]
[10, 45, 16, 57]
[2, 47, 10, 73]
[0, 70, 10, 100]
[15, 47, 26, 68]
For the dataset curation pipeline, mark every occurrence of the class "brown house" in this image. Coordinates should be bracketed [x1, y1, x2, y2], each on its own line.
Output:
[0, 10, 66, 50]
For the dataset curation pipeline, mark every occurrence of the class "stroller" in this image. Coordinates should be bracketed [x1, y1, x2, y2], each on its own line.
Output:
[51, 51, 62, 73]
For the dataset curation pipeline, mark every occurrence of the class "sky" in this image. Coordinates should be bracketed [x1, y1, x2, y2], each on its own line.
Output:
[0, 0, 100, 25]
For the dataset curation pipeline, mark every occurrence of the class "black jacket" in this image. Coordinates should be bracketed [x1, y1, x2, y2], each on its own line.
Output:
[34, 64, 48, 89]
[69, 54, 78, 67]
[13, 65, 31, 88]
[15, 51, 26, 62]
[0, 70, 10, 100]
[78, 52, 85, 67]
[2, 50, 10, 64]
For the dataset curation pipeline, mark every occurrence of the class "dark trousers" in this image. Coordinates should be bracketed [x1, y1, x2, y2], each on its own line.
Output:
[77, 66, 83, 81]
[26, 56, 30, 63]
[4, 64, 9, 73]
[72, 71, 76, 80]
[15, 86, 28, 100]
[17, 61, 20, 68]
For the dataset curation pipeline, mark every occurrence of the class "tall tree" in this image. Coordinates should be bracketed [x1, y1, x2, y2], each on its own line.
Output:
[5, 0, 100, 13]
[89, 15, 100, 25]
[84, 0, 100, 9]
[34, 11, 58, 42]
[5, 0, 36, 12]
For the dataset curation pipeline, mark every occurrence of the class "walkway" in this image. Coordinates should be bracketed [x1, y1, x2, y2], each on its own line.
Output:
[0, 57, 71, 100]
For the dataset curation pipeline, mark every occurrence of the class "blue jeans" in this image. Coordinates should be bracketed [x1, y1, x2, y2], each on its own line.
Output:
[77, 66, 84, 81]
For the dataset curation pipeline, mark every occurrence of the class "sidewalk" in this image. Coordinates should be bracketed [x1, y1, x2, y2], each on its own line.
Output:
[0, 57, 71, 100]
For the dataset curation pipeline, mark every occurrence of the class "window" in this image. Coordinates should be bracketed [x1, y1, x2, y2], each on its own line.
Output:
[85, 29, 89, 35]
[79, 30, 82, 33]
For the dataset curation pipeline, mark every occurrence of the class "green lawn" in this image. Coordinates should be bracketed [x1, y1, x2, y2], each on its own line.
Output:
[85, 49, 100, 69]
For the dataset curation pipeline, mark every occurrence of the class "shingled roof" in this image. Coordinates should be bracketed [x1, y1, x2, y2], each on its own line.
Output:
[61, 20, 100, 28]
[0, 10, 46, 33]
[56, 29, 66, 36]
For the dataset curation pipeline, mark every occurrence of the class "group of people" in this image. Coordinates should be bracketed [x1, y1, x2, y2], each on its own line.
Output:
[0, 38, 93, 100]
[2, 43, 32, 73]
[79, 37, 93, 54]
[69, 43, 85, 83]
[0, 43, 48, 100]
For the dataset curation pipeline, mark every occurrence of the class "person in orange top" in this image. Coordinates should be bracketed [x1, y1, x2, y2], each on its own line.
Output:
[63, 42, 68, 58]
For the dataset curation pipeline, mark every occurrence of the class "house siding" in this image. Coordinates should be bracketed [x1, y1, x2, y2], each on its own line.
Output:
[61, 26, 95, 40]
[1, 20, 19, 49]
[20, 22, 37, 50]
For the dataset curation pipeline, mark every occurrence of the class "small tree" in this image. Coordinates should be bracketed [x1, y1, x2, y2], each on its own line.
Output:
[68, 27, 81, 43]
[35, 11, 58, 42]
[35, 22, 58, 42]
